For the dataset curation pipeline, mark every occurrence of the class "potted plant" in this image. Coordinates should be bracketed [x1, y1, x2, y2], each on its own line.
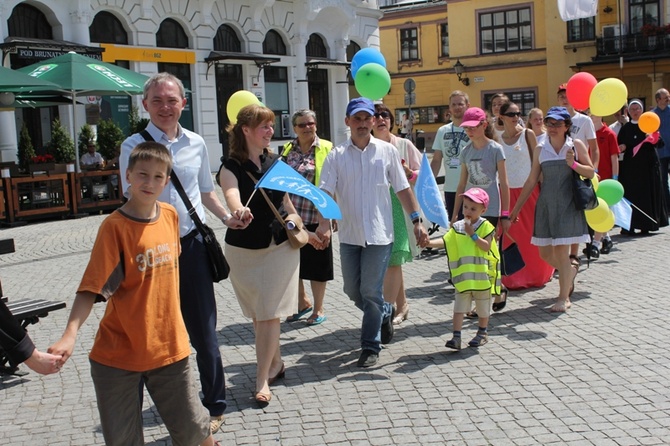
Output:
[78, 123, 97, 156]
[97, 119, 125, 165]
[28, 154, 56, 176]
[129, 105, 149, 135]
[48, 119, 75, 164]
[17, 123, 36, 173]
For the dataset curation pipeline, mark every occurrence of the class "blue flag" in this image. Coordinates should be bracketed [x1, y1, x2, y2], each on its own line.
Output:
[256, 159, 342, 219]
[415, 154, 450, 228]
[610, 198, 632, 231]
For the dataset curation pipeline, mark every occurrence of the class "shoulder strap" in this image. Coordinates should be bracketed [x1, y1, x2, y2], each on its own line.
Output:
[524, 129, 533, 162]
[140, 129, 153, 142]
[170, 171, 210, 238]
[245, 171, 286, 229]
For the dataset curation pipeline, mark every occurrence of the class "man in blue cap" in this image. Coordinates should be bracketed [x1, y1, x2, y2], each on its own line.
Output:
[316, 97, 429, 367]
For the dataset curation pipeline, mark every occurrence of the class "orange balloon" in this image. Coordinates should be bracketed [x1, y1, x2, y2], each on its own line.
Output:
[639, 111, 660, 134]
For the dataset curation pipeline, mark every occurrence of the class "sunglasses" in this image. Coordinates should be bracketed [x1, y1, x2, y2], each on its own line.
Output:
[374, 111, 391, 119]
[295, 122, 316, 128]
[503, 112, 522, 117]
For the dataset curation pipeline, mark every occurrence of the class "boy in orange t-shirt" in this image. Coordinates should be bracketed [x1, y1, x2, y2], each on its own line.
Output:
[49, 142, 216, 446]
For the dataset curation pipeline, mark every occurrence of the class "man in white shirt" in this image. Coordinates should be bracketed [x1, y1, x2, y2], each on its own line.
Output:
[317, 97, 428, 368]
[80, 143, 105, 169]
[431, 91, 470, 220]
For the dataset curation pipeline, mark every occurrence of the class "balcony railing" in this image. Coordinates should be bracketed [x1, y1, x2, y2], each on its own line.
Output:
[596, 33, 670, 57]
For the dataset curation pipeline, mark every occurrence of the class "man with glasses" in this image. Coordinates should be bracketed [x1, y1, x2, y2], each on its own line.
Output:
[431, 90, 470, 221]
[316, 97, 429, 368]
[652, 88, 670, 209]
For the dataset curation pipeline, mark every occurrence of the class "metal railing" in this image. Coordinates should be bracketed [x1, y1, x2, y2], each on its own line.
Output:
[596, 34, 670, 57]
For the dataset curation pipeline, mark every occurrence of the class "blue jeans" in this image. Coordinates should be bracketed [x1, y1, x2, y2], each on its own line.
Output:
[659, 156, 670, 211]
[339, 242, 393, 353]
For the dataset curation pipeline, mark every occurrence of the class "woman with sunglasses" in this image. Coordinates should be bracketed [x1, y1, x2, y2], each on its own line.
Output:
[281, 109, 334, 326]
[510, 107, 593, 312]
[498, 102, 554, 292]
[373, 103, 422, 325]
[453, 107, 511, 317]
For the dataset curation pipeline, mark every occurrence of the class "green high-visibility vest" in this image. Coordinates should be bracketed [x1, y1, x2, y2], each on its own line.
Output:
[443, 219, 501, 295]
[281, 139, 333, 186]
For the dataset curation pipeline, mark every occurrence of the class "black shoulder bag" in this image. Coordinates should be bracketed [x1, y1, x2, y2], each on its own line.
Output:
[571, 148, 598, 211]
[140, 130, 230, 282]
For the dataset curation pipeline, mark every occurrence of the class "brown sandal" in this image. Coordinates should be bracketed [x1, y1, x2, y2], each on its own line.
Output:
[254, 391, 272, 408]
[569, 255, 581, 269]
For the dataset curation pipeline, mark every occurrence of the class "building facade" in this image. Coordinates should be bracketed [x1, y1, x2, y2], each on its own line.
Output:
[0, 0, 383, 166]
[379, 0, 670, 147]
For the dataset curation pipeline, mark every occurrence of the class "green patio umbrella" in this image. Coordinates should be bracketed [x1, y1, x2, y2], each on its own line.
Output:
[0, 65, 61, 91]
[17, 52, 150, 171]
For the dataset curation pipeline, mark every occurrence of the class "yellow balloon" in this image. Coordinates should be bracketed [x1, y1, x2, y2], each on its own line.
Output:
[590, 209, 615, 232]
[226, 90, 261, 124]
[589, 78, 628, 117]
[585, 197, 609, 225]
[589, 174, 599, 192]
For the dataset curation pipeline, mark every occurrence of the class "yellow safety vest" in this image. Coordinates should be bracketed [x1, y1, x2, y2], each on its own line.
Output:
[281, 139, 333, 186]
[443, 219, 501, 294]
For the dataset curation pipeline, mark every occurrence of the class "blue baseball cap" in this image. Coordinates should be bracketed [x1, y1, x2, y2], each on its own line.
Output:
[346, 97, 375, 117]
[545, 106, 571, 121]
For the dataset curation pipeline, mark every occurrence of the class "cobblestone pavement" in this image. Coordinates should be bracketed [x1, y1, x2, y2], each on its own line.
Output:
[1, 206, 669, 445]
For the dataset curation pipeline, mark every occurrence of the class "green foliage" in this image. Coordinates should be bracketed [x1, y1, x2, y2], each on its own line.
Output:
[78, 123, 97, 154]
[17, 123, 36, 171]
[48, 118, 75, 163]
[97, 119, 125, 161]
[129, 105, 150, 135]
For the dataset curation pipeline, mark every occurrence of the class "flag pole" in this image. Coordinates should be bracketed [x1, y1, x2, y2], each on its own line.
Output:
[627, 200, 658, 224]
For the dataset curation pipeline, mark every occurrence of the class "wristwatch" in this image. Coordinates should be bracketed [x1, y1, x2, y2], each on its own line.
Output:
[221, 214, 233, 224]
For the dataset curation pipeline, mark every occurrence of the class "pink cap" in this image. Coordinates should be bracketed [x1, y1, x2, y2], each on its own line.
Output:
[461, 107, 487, 127]
[461, 187, 489, 208]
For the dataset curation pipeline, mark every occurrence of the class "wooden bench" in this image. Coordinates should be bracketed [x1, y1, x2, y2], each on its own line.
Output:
[0, 238, 66, 375]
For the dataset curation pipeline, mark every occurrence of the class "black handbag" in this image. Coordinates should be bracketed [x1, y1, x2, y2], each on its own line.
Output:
[171, 171, 230, 282]
[500, 232, 525, 276]
[572, 170, 598, 211]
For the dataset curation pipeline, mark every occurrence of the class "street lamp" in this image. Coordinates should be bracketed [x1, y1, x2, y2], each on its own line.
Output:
[453, 59, 470, 86]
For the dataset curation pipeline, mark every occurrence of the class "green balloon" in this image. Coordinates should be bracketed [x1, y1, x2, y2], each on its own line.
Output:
[596, 179, 624, 206]
[354, 62, 391, 100]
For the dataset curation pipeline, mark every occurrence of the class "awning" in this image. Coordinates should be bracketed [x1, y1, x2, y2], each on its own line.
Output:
[305, 59, 351, 69]
[1, 37, 104, 64]
[205, 51, 280, 67]
[204, 51, 281, 79]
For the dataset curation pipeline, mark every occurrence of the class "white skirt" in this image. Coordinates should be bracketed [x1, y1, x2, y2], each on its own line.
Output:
[225, 240, 299, 321]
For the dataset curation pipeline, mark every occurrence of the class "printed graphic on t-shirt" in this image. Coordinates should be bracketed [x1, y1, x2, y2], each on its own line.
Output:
[135, 242, 178, 272]
[467, 160, 493, 188]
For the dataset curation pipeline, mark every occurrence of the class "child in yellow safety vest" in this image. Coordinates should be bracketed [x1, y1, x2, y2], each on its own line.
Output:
[426, 187, 500, 349]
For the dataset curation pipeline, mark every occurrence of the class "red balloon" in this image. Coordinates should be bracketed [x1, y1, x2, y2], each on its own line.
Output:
[567, 72, 598, 110]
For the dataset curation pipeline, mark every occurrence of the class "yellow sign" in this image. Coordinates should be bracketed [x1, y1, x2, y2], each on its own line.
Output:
[100, 44, 196, 64]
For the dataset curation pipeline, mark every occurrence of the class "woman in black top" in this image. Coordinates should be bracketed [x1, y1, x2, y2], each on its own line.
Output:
[218, 104, 300, 407]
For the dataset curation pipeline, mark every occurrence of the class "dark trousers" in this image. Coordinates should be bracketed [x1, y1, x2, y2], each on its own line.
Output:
[179, 235, 226, 417]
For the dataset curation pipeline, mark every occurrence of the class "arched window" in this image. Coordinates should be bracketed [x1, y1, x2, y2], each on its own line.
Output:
[213, 25, 241, 52]
[263, 30, 287, 55]
[157, 18, 189, 48]
[346, 41, 361, 61]
[8, 3, 52, 38]
[306, 33, 327, 58]
[90, 11, 128, 44]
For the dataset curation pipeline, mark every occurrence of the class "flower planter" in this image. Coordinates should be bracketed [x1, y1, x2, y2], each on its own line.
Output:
[28, 162, 55, 176]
